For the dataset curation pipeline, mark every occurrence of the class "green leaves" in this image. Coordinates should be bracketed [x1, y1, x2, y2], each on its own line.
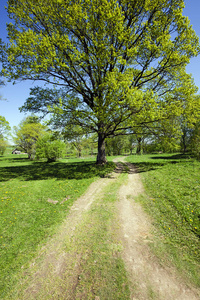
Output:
[14, 116, 46, 159]
[36, 133, 66, 162]
[0, 116, 11, 139]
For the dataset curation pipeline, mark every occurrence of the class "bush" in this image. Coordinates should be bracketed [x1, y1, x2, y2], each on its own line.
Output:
[0, 139, 8, 155]
[36, 135, 66, 162]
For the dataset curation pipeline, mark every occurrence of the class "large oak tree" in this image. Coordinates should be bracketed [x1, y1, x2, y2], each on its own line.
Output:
[1, 0, 199, 163]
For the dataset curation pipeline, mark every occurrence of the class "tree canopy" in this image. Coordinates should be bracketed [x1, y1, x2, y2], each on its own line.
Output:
[0, 116, 11, 139]
[1, 0, 200, 163]
[14, 116, 46, 159]
[36, 133, 66, 162]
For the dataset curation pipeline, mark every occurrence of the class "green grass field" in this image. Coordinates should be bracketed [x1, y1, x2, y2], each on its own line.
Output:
[125, 153, 200, 285]
[1, 152, 200, 298]
[0, 153, 115, 298]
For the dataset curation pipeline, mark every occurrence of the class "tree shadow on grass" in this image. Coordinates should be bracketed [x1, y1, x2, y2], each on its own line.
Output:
[133, 162, 165, 173]
[150, 153, 194, 160]
[0, 161, 116, 182]
[133, 154, 194, 173]
[2, 157, 29, 163]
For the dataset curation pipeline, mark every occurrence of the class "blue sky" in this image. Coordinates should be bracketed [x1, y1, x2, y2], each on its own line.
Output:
[0, 0, 200, 134]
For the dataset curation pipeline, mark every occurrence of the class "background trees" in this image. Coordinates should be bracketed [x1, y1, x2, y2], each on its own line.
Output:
[189, 123, 200, 159]
[2, 0, 200, 163]
[0, 116, 10, 155]
[36, 133, 66, 162]
[14, 116, 46, 159]
[0, 139, 8, 155]
[60, 125, 88, 158]
[0, 116, 11, 140]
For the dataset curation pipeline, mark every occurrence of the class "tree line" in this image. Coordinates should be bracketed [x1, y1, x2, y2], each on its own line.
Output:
[0, 113, 200, 161]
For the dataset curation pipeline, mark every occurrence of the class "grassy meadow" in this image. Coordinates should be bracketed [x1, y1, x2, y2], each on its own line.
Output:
[0, 152, 115, 298]
[0, 151, 200, 298]
[125, 153, 200, 285]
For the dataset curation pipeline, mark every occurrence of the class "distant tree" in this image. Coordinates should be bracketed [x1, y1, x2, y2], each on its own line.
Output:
[134, 92, 200, 154]
[2, 0, 200, 164]
[61, 125, 86, 158]
[14, 116, 46, 159]
[180, 94, 200, 153]
[0, 116, 11, 139]
[106, 135, 129, 156]
[36, 134, 66, 162]
[186, 122, 200, 159]
[47, 116, 97, 157]
[150, 118, 182, 152]
[0, 139, 8, 155]
[180, 125, 193, 153]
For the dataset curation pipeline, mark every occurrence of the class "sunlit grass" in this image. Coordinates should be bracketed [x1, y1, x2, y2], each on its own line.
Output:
[0, 154, 115, 298]
[12, 172, 130, 300]
[126, 153, 200, 286]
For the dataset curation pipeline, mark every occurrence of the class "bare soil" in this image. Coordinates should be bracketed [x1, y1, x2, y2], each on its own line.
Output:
[15, 157, 200, 299]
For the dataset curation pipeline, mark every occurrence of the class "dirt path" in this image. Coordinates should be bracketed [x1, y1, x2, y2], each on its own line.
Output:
[16, 164, 122, 299]
[117, 160, 200, 300]
[14, 157, 200, 299]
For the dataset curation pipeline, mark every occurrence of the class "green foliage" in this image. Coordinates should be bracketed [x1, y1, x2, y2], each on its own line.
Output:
[62, 125, 88, 157]
[179, 94, 200, 153]
[0, 116, 11, 139]
[142, 118, 182, 153]
[106, 135, 130, 156]
[2, 0, 200, 163]
[0, 139, 8, 155]
[0, 117, 11, 156]
[36, 134, 66, 162]
[14, 116, 46, 159]
[143, 143, 163, 154]
[189, 123, 200, 159]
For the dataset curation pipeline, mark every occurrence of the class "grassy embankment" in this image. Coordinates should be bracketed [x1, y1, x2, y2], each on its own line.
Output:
[0, 153, 116, 298]
[125, 153, 200, 286]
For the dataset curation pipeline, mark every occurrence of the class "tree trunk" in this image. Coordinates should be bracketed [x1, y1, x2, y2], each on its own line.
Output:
[136, 137, 142, 155]
[96, 132, 107, 164]
[181, 131, 187, 153]
[77, 147, 81, 157]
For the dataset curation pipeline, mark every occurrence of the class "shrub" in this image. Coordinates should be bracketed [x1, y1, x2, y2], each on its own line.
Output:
[0, 139, 8, 155]
[36, 135, 66, 162]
